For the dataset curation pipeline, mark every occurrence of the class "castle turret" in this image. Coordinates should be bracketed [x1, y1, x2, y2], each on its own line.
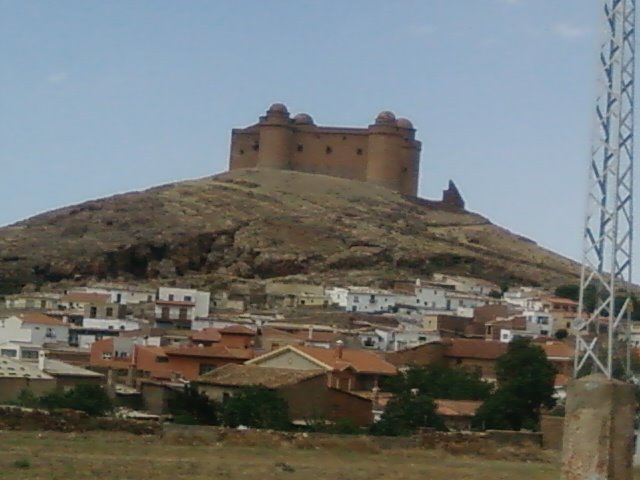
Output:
[396, 118, 421, 196]
[366, 111, 404, 193]
[257, 103, 293, 169]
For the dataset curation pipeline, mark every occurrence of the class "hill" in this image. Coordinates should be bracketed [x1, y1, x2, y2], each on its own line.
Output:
[0, 169, 579, 293]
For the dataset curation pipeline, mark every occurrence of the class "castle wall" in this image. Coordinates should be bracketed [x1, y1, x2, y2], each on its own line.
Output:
[228, 105, 421, 196]
[291, 130, 369, 181]
[229, 130, 259, 170]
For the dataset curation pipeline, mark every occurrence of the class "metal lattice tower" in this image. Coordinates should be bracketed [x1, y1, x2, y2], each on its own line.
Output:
[575, 0, 636, 379]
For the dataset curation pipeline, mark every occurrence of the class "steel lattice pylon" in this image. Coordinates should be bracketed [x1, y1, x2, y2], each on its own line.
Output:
[575, 0, 636, 379]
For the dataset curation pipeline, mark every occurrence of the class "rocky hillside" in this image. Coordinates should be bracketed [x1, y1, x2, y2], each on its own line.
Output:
[0, 169, 579, 293]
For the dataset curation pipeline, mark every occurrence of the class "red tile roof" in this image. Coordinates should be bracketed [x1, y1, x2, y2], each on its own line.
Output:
[293, 330, 340, 343]
[220, 325, 256, 335]
[251, 345, 397, 375]
[190, 328, 222, 343]
[435, 399, 482, 417]
[444, 338, 508, 360]
[165, 344, 254, 360]
[18, 313, 67, 327]
[538, 340, 574, 360]
[195, 364, 324, 388]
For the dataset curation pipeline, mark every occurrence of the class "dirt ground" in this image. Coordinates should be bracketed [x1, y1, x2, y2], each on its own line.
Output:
[0, 430, 567, 480]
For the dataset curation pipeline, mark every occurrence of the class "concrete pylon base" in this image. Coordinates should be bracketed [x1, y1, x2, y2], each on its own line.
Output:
[562, 373, 636, 480]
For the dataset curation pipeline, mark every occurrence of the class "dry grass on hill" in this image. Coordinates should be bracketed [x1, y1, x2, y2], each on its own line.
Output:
[0, 431, 578, 480]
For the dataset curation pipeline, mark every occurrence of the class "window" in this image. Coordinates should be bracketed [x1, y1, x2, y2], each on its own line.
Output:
[89, 306, 97, 318]
[325, 146, 332, 154]
[106, 307, 114, 317]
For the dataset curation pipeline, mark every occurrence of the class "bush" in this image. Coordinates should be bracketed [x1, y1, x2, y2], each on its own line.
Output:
[371, 392, 445, 436]
[37, 384, 113, 416]
[383, 364, 492, 401]
[13, 459, 31, 469]
[168, 384, 220, 425]
[15, 385, 113, 416]
[222, 386, 290, 430]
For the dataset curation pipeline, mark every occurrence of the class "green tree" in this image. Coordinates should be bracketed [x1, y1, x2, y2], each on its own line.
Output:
[554, 329, 568, 340]
[39, 384, 113, 416]
[384, 364, 492, 401]
[221, 386, 290, 430]
[473, 338, 556, 431]
[168, 384, 220, 425]
[371, 392, 445, 436]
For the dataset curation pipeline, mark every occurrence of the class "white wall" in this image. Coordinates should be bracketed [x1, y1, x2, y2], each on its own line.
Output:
[158, 287, 210, 318]
[0, 317, 32, 344]
[327, 288, 348, 308]
[346, 292, 396, 313]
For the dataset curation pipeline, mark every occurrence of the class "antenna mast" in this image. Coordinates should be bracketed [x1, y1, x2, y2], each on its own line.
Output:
[575, 0, 636, 378]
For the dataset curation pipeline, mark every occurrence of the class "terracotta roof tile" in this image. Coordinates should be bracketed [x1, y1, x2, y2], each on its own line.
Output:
[262, 345, 397, 375]
[444, 338, 508, 360]
[435, 399, 482, 417]
[18, 313, 67, 327]
[195, 364, 324, 388]
[220, 325, 256, 335]
[165, 344, 254, 360]
[191, 328, 222, 343]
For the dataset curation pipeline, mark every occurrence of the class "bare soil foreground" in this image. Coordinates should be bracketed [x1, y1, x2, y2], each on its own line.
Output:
[0, 431, 581, 480]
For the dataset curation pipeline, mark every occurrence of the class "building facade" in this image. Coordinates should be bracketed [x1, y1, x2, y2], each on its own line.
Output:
[229, 104, 421, 196]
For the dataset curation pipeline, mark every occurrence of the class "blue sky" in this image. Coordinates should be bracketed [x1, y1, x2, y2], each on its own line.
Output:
[0, 1, 609, 264]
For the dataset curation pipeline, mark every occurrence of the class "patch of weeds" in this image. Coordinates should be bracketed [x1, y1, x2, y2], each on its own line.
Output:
[13, 458, 31, 469]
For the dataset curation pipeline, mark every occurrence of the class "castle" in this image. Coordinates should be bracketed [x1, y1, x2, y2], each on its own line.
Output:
[228, 103, 421, 196]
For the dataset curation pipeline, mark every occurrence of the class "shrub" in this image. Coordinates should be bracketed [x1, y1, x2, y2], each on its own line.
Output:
[13, 459, 31, 469]
[168, 384, 220, 425]
[221, 386, 289, 430]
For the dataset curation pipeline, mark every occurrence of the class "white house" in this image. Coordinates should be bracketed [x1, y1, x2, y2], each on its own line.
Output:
[432, 274, 500, 296]
[0, 313, 69, 347]
[413, 279, 450, 310]
[524, 311, 555, 337]
[0, 341, 43, 360]
[80, 285, 155, 305]
[345, 287, 397, 313]
[72, 318, 142, 349]
[445, 292, 493, 311]
[157, 287, 210, 318]
[327, 287, 349, 308]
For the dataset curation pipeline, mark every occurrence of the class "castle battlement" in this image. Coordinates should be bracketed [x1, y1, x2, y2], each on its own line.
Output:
[228, 103, 422, 196]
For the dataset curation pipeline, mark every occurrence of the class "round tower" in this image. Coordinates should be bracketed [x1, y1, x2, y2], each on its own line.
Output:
[366, 111, 404, 192]
[396, 118, 421, 196]
[257, 103, 293, 169]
